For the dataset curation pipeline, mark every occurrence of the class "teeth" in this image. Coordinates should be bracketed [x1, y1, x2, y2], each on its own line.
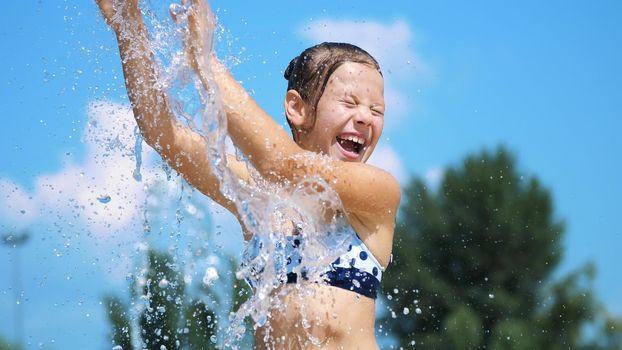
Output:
[343, 135, 365, 145]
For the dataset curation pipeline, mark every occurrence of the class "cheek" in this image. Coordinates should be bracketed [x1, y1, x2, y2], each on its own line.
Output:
[373, 118, 384, 137]
[317, 115, 342, 134]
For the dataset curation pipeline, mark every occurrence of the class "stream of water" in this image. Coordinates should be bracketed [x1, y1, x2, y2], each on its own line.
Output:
[119, 3, 352, 348]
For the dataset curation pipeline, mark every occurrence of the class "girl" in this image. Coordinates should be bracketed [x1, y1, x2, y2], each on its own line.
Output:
[96, 0, 400, 348]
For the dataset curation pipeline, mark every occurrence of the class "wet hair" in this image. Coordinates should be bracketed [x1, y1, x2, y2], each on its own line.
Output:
[283, 42, 382, 140]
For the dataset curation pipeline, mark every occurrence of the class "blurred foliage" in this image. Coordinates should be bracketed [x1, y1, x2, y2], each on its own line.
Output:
[0, 335, 21, 350]
[582, 317, 622, 350]
[382, 146, 622, 349]
[105, 250, 253, 350]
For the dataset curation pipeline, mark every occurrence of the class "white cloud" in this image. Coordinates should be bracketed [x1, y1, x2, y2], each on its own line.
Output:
[0, 101, 165, 245]
[0, 178, 38, 228]
[367, 144, 407, 184]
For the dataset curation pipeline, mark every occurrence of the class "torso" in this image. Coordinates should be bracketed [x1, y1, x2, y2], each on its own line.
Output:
[245, 213, 391, 350]
[255, 284, 379, 350]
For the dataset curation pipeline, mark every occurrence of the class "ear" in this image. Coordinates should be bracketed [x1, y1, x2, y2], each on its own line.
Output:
[284, 90, 308, 129]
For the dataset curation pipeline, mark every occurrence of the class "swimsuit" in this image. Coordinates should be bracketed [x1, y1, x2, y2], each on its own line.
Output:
[285, 232, 383, 299]
[241, 223, 385, 299]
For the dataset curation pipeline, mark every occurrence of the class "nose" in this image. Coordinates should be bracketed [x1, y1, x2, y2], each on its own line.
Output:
[354, 106, 373, 127]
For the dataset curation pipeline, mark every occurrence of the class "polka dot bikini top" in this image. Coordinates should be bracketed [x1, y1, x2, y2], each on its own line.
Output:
[285, 230, 385, 299]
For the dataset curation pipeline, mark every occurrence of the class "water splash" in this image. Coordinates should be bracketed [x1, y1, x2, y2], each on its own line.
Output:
[111, 2, 352, 348]
[133, 125, 143, 182]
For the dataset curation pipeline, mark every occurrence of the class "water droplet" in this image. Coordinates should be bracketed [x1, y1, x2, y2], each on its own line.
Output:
[415, 307, 422, 314]
[210, 335, 217, 343]
[257, 315, 268, 327]
[158, 279, 169, 288]
[97, 195, 111, 204]
[202, 267, 219, 285]
[132, 169, 142, 182]
[488, 293, 495, 299]
[403, 307, 410, 315]
[112, 346, 122, 350]
[169, 3, 189, 20]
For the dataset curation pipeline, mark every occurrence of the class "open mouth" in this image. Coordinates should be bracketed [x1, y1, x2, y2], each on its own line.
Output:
[336, 135, 366, 159]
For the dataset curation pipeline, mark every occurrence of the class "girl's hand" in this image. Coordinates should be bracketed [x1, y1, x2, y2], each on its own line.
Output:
[170, 0, 216, 74]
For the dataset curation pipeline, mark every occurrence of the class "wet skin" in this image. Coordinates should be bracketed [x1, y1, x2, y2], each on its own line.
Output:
[256, 285, 379, 350]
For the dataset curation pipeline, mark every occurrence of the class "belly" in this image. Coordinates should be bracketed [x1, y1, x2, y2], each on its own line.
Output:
[254, 284, 379, 350]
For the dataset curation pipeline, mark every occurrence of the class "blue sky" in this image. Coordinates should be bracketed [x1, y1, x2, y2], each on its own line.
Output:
[1, 1, 621, 349]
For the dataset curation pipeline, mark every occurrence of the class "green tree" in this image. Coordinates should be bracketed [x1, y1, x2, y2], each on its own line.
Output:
[138, 250, 187, 349]
[105, 295, 133, 350]
[382, 147, 621, 349]
[0, 335, 21, 350]
[105, 249, 253, 350]
[104, 176, 257, 350]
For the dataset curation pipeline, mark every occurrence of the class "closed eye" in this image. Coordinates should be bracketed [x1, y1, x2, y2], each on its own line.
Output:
[341, 99, 357, 107]
[371, 106, 385, 117]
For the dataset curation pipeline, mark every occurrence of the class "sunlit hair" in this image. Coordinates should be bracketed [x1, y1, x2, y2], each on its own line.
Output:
[283, 42, 382, 141]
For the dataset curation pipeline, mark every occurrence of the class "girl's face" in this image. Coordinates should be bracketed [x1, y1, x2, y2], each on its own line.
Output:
[297, 62, 385, 163]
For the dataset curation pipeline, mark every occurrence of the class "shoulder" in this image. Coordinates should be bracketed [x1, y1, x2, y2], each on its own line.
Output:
[342, 162, 401, 220]
[368, 165, 401, 205]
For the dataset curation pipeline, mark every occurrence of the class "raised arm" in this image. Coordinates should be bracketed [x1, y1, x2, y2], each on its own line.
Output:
[211, 59, 400, 226]
[96, 0, 247, 219]
[183, 0, 399, 230]
[179, 0, 399, 259]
